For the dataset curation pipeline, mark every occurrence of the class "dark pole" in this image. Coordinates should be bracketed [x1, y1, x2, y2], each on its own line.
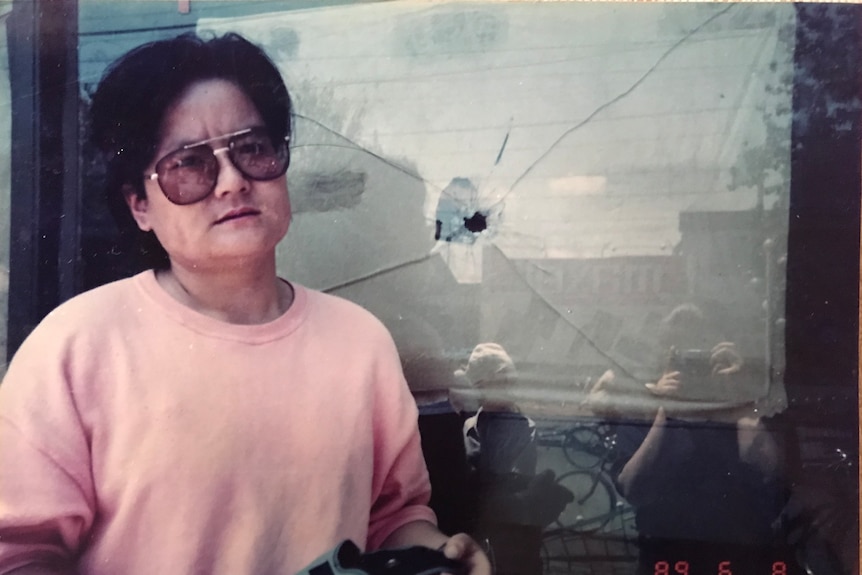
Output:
[6, 0, 80, 359]
[785, 5, 861, 406]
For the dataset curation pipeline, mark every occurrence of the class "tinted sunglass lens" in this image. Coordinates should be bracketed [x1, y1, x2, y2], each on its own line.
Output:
[156, 147, 218, 205]
[230, 130, 289, 181]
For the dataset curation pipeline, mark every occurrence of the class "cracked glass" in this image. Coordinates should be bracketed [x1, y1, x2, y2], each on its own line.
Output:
[200, 3, 793, 418]
[76, 2, 857, 575]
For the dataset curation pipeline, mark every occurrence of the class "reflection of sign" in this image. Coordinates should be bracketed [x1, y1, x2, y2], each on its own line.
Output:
[579, 258, 684, 303]
[516, 256, 686, 304]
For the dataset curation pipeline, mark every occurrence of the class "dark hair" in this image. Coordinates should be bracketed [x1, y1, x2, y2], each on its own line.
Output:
[88, 32, 293, 269]
[659, 302, 721, 351]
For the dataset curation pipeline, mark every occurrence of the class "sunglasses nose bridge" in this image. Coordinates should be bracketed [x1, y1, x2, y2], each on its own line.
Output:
[212, 145, 246, 178]
[210, 145, 251, 197]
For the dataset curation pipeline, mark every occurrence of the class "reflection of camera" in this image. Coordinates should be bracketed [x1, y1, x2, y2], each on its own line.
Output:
[668, 348, 713, 379]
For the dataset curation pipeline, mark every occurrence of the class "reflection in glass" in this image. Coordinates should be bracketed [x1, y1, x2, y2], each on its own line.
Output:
[196, 3, 792, 418]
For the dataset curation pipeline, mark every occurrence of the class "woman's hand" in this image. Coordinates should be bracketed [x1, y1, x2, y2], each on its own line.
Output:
[644, 371, 681, 396]
[382, 521, 491, 575]
[438, 533, 492, 575]
[710, 342, 743, 376]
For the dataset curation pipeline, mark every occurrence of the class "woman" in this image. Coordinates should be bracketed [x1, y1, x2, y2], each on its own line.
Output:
[0, 33, 489, 575]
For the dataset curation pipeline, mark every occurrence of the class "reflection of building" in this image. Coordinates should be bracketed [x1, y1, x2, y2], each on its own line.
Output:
[678, 209, 769, 355]
[478, 207, 774, 391]
[511, 255, 686, 305]
[479, 248, 684, 385]
[679, 210, 765, 304]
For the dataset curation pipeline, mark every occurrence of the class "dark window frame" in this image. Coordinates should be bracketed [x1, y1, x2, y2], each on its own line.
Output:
[7, 0, 80, 358]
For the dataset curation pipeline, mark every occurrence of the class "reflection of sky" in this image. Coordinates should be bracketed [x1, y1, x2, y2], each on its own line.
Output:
[201, 2, 792, 266]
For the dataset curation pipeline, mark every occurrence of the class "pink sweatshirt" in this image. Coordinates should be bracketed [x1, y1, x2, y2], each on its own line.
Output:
[0, 271, 436, 575]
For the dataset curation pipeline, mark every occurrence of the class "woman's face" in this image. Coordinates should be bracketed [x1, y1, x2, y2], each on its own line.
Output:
[125, 78, 292, 272]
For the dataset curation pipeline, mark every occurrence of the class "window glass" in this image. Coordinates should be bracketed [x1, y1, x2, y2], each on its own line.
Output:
[201, 3, 792, 420]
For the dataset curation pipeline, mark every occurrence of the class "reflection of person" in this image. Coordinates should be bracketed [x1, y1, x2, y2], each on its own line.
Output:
[458, 343, 573, 575]
[0, 34, 489, 575]
[460, 344, 538, 478]
[644, 304, 745, 403]
[601, 305, 788, 573]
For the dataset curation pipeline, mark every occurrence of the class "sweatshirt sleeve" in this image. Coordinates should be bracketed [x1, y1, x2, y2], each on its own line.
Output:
[365, 334, 437, 550]
[0, 328, 96, 573]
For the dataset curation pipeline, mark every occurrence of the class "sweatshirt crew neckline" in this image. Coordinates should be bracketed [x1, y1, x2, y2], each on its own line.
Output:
[133, 269, 309, 344]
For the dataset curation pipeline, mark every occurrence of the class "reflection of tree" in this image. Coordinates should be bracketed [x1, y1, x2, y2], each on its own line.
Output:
[728, 19, 794, 209]
[792, 6, 861, 141]
[714, 11, 796, 414]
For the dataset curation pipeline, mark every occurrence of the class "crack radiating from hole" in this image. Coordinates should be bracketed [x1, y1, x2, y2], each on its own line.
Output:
[494, 130, 510, 166]
[293, 113, 442, 192]
[492, 3, 737, 210]
[320, 253, 436, 294]
[488, 244, 639, 381]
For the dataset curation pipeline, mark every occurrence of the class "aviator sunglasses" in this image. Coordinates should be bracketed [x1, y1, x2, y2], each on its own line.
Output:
[145, 127, 290, 205]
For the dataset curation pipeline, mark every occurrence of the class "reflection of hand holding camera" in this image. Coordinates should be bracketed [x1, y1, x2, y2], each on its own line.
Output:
[297, 540, 467, 575]
[668, 343, 743, 380]
[658, 343, 744, 400]
[667, 348, 713, 380]
[708, 342, 743, 376]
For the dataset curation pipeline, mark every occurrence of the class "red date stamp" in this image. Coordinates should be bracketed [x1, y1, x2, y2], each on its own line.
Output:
[653, 560, 788, 575]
